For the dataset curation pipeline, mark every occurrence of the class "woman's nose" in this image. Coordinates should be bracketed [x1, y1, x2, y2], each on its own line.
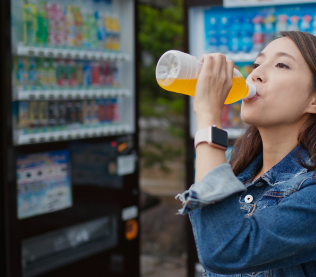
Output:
[251, 70, 266, 83]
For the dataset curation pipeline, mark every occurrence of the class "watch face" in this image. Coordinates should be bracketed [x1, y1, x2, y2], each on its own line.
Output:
[211, 126, 228, 148]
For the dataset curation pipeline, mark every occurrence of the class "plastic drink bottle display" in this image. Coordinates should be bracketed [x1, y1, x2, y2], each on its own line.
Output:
[73, 6, 83, 47]
[23, 3, 37, 46]
[252, 15, 264, 52]
[65, 6, 76, 47]
[156, 50, 256, 104]
[263, 14, 275, 43]
[36, 1, 49, 45]
[276, 14, 288, 32]
[289, 15, 300, 31]
[301, 15, 312, 32]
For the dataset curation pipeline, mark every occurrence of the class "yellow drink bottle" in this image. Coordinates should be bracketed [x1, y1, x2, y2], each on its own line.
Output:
[156, 50, 256, 104]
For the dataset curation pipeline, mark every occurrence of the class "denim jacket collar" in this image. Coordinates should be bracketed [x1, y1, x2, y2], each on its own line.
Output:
[236, 144, 311, 186]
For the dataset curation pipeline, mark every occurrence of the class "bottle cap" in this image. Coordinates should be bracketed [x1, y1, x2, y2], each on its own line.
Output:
[245, 82, 257, 98]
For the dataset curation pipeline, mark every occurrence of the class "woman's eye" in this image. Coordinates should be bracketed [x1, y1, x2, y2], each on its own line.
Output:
[253, 63, 259, 69]
[276, 63, 289, 69]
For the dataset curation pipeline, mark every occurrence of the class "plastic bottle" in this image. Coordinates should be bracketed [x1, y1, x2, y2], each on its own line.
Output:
[36, 1, 49, 45]
[300, 15, 312, 32]
[155, 50, 256, 104]
[252, 15, 264, 52]
[289, 15, 300, 31]
[23, 2, 37, 46]
[65, 6, 76, 47]
[276, 14, 288, 32]
[74, 6, 83, 47]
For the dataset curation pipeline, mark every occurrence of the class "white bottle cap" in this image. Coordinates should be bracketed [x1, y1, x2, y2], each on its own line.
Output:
[245, 82, 257, 98]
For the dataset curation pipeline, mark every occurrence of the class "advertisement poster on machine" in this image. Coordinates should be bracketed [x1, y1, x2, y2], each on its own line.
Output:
[224, 0, 316, 8]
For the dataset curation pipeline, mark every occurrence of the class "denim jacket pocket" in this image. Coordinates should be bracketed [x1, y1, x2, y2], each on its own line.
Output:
[256, 188, 295, 212]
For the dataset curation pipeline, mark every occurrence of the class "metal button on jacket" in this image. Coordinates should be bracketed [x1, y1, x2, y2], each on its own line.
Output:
[245, 195, 254, 203]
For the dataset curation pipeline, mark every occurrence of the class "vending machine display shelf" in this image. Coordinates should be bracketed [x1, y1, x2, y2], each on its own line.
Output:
[14, 45, 130, 62]
[13, 88, 131, 101]
[225, 128, 246, 139]
[225, 52, 258, 62]
[14, 124, 132, 145]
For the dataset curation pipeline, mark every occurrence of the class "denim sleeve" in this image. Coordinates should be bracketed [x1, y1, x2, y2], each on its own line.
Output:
[175, 163, 247, 215]
[187, 183, 316, 275]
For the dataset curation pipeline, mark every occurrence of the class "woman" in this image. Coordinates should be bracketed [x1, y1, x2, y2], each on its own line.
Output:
[176, 31, 316, 276]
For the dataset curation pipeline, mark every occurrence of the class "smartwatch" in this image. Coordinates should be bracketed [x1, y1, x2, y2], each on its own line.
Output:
[194, 125, 228, 150]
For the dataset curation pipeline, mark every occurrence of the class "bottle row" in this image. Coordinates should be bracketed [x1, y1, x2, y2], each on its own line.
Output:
[15, 99, 120, 131]
[13, 57, 121, 89]
[205, 4, 316, 54]
[19, 0, 121, 51]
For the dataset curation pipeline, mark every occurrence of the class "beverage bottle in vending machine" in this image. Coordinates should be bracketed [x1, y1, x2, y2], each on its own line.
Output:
[95, 12, 106, 50]
[65, 6, 76, 47]
[276, 14, 288, 32]
[156, 50, 256, 104]
[36, 1, 49, 45]
[83, 62, 92, 88]
[91, 62, 101, 87]
[252, 15, 264, 52]
[17, 58, 29, 87]
[56, 59, 66, 87]
[74, 6, 83, 47]
[300, 15, 312, 32]
[23, 2, 37, 46]
[82, 9, 91, 49]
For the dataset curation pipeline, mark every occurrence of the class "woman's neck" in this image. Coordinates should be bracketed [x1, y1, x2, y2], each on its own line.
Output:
[254, 123, 301, 180]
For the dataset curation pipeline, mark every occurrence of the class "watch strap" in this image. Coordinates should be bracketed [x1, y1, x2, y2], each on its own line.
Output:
[194, 126, 211, 149]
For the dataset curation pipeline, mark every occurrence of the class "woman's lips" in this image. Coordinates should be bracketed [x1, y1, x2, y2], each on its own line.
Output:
[243, 91, 259, 102]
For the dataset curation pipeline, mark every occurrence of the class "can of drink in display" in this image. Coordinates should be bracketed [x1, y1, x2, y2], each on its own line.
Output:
[56, 59, 66, 87]
[83, 62, 92, 88]
[111, 98, 119, 123]
[105, 62, 113, 86]
[75, 100, 83, 123]
[99, 63, 106, 86]
[65, 100, 75, 124]
[66, 60, 77, 87]
[91, 62, 101, 87]
[105, 99, 113, 122]
[19, 102, 30, 128]
[29, 101, 39, 127]
[38, 101, 48, 126]
[75, 61, 84, 87]
[48, 101, 59, 126]
[90, 99, 99, 125]
[83, 100, 91, 125]
[98, 98, 106, 123]
[58, 101, 67, 125]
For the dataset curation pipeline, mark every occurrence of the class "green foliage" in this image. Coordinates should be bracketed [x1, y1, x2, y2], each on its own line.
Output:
[138, 0, 184, 107]
[138, 0, 185, 173]
[141, 142, 183, 174]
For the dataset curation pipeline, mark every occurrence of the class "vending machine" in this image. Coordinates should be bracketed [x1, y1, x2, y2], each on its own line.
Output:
[184, 0, 316, 276]
[0, 0, 139, 276]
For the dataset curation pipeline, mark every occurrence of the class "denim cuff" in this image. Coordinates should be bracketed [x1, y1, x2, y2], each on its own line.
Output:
[175, 163, 246, 215]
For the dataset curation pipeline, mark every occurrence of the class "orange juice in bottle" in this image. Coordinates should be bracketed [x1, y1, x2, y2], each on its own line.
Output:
[156, 50, 256, 104]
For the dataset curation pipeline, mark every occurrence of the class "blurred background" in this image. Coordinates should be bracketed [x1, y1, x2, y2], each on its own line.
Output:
[1, 0, 316, 276]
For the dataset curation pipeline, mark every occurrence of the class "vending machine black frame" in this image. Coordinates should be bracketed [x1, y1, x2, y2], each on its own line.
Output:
[183, 1, 223, 276]
[0, 0, 140, 276]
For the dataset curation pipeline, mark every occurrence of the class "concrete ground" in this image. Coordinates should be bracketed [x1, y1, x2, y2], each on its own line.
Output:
[140, 196, 187, 277]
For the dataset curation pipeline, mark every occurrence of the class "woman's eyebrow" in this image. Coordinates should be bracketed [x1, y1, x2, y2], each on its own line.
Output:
[256, 52, 297, 62]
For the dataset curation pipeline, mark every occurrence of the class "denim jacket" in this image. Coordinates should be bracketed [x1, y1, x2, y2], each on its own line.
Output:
[176, 144, 316, 277]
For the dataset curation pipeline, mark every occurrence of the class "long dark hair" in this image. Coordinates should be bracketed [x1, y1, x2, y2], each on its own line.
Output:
[229, 31, 316, 177]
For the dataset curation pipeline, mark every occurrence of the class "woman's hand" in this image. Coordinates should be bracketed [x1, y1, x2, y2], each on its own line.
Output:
[194, 53, 234, 129]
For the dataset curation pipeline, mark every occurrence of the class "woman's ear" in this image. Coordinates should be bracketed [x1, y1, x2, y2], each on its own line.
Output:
[307, 93, 316, 114]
